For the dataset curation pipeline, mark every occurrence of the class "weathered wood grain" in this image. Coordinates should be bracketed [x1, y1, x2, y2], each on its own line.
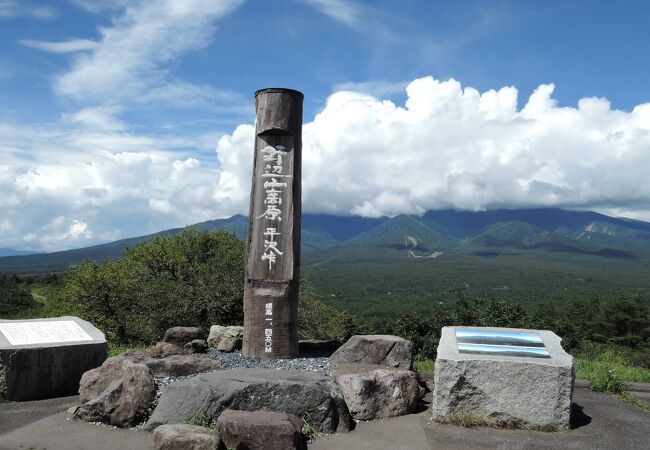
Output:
[242, 88, 303, 359]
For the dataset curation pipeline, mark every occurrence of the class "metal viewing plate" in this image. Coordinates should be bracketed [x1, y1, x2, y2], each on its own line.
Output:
[458, 343, 551, 358]
[456, 328, 545, 347]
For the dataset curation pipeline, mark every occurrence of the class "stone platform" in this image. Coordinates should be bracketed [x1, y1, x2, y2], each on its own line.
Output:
[2, 381, 649, 450]
[0, 316, 107, 401]
[432, 326, 574, 431]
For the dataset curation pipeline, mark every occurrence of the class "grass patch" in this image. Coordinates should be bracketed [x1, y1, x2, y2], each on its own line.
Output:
[576, 350, 650, 384]
[301, 413, 325, 441]
[414, 358, 435, 372]
[440, 414, 558, 432]
[441, 413, 492, 428]
[186, 409, 217, 430]
[575, 347, 650, 415]
[533, 423, 560, 432]
[107, 342, 149, 357]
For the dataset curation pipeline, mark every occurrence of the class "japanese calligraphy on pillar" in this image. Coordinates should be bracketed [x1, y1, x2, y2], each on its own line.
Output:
[247, 136, 295, 281]
[242, 87, 303, 359]
[258, 144, 291, 270]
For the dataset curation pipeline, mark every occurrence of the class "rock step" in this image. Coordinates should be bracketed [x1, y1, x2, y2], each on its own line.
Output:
[217, 409, 306, 450]
[145, 368, 353, 434]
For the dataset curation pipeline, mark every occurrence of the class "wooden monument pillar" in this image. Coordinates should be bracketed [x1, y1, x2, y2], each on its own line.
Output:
[242, 88, 303, 358]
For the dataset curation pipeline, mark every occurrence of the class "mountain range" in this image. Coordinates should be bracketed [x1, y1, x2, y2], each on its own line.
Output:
[2, 208, 650, 275]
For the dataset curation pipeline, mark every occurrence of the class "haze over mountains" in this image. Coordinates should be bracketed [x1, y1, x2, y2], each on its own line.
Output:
[1, 208, 650, 275]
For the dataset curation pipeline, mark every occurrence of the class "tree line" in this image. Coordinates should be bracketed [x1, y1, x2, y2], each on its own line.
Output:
[2, 230, 648, 369]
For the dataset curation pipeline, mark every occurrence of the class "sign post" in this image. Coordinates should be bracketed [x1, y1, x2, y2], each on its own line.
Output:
[242, 88, 303, 358]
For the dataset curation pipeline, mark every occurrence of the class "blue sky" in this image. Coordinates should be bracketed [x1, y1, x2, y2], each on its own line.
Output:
[1, 0, 650, 251]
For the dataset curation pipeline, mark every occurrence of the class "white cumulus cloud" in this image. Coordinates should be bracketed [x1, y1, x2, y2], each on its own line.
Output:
[0, 118, 229, 251]
[2, 76, 650, 252]
[216, 76, 650, 220]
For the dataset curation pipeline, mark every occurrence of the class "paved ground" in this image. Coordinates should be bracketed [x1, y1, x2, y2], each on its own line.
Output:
[312, 384, 649, 450]
[0, 412, 153, 450]
[1, 382, 648, 450]
[0, 396, 79, 436]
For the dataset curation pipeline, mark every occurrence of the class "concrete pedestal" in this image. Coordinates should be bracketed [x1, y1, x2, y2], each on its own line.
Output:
[0, 316, 107, 401]
[432, 326, 574, 431]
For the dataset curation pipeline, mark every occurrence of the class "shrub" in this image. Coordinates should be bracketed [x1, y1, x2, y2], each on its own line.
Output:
[51, 229, 245, 343]
[0, 276, 36, 317]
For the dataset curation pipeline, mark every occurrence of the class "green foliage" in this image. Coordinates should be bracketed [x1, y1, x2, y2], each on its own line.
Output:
[384, 293, 650, 362]
[0, 275, 36, 317]
[413, 358, 434, 372]
[576, 345, 650, 384]
[304, 244, 650, 322]
[186, 409, 217, 430]
[301, 413, 324, 440]
[50, 229, 245, 344]
[589, 367, 624, 394]
[616, 392, 650, 415]
[107, 342, 148, 357]
[141, 399, 158, 424]
[298, 275, 357, 342]
[386, 294, 538, 359]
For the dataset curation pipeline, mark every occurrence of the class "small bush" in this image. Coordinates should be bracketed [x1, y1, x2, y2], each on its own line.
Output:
[0, 276, 36, 317]
[589, 367, 624, 394]
[576, 345, 650, 384]
[50, 229, 245, 344]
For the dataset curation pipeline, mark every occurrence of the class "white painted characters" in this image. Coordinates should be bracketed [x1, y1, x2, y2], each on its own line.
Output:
[257, 144, 292, 270]
[261, 227, 283, 269]
[264, 328, 273, 353]
[264, 302, 273, 353]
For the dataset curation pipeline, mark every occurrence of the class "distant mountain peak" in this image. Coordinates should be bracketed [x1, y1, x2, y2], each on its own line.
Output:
[2, 208, 650, 274]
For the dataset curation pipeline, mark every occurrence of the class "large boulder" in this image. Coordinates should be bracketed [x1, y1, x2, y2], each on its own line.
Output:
[208, 325, 244, 352]
[122, 342, 220, 377]
[0, 316, 107, 401]
[332, 364, 422, 420]
[75, 358, 155, 427]
[432, 326, 574, 431]
[330, 335, 413, 369]
[79, 355, 130, 402]
[217, 409, 306, 450]
[163, 327, 202, 347]
[153, 424, 222, 450]
[146, 369, 353, 434]
[184, 339, 208, 354]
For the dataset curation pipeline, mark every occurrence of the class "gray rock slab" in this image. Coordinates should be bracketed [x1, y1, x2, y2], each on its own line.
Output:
[0, 316, 107, 401]
[163, 327, 202, 347]
[330, 335, 413, 369]
[207, 325, 244, 352]
[217, 409, 306, 450]
[152, 424, 221, 450]
[145, 368, 353, 434]
[122, 342, 221, 377]
[432, 326, 574, 431]
[75, 358, 155, 427]
[332, 364, 422, 420]
[184, 339, 208, 354]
